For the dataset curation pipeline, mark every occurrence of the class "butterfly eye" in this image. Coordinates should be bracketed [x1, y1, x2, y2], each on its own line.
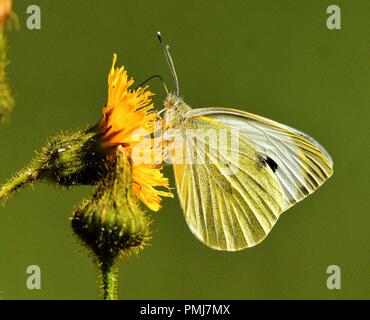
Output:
[165, 99, 174, 109]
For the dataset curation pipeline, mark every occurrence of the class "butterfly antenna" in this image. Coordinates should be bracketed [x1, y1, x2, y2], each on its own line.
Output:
[135, 74, 169, 95]
[157, 31, 180, 96]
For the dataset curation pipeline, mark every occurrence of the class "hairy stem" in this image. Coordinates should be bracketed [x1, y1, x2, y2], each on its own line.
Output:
[0, 169, 39, 203]
[100, 260, 118, 300]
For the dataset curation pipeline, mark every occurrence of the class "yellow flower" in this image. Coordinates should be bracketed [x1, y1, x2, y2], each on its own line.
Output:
[0, 0, 12, 27]
[99, 54, 172, 211]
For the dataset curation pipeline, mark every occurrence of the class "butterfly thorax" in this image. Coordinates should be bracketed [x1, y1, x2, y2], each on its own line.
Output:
[164, 94, 192, 129]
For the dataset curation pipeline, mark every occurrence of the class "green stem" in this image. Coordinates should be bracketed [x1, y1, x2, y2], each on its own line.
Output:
[100, 261, 118, 300]
[0, 31, 15, 123]
[0, 169, 39, 203]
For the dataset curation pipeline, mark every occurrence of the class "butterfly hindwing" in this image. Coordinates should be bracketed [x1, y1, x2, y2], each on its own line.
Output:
[170, 115, 286, 250]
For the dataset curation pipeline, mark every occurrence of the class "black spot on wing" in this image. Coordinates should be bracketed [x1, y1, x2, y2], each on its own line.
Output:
[259, 156, 278, 172]
[265, 156, 278, 172]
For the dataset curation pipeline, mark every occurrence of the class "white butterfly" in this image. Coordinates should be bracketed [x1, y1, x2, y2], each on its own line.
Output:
[157, 33, 333, 251]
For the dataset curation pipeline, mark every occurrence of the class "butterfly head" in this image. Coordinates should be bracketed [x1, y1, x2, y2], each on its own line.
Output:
[156, 32, 192, 127]
[163, 93, 191, 128]
[164, 92, 181, 109]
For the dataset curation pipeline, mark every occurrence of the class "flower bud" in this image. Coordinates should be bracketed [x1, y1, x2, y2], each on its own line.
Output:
[71, 146, 150, 264]
[0, 128, 111, 202]
[38, 128, 111, 186]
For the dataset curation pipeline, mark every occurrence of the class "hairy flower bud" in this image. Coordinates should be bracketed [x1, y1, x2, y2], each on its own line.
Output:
[71, 146, 150, 299]
[38, 128, 111, 186]
[0, 128, 112, 203]
[72, 146, 150, 259]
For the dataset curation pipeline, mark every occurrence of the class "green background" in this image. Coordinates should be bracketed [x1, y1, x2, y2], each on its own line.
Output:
[0, 0, 368, 299]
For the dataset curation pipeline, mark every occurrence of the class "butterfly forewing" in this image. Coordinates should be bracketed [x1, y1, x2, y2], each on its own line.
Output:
[185, 108, 334, 209]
